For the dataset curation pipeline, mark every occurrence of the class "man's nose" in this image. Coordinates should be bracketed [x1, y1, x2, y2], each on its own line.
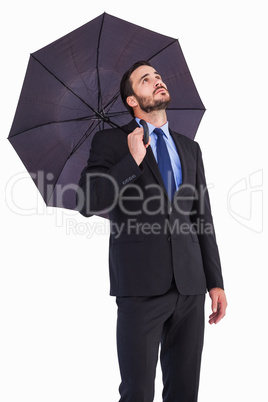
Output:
[154, 80, 162, 87]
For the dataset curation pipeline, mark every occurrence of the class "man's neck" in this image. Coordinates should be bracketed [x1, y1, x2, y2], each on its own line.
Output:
[135, 109, 167, 128]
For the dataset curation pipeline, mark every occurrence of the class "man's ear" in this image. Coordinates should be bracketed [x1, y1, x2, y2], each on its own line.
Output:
[126, 95, 138, 108]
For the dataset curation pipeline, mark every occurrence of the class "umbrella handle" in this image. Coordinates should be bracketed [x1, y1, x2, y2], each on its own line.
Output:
[140, 119, 149, 145]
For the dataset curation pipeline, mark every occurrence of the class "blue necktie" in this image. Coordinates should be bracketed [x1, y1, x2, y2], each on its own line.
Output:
[154, 128, 176, 201]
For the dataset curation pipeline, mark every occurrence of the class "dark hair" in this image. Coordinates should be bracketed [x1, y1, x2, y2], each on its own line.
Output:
[120, 61, 152, 117]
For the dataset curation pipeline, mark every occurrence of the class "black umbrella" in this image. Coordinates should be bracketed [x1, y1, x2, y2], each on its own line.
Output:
[8, 12, 205, 211]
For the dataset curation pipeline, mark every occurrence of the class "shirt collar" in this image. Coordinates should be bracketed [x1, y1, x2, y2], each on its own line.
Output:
[135, 118, 170, 139]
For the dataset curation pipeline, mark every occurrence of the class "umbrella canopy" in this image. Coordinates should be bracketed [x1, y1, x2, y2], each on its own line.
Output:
[8, 12, 205, 211]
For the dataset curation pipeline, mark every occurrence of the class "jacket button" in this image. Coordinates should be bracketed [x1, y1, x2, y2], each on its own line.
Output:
[167, 236, 171, 241]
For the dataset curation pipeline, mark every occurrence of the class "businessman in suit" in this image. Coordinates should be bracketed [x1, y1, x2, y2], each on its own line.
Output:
[78, 61, 227, 402]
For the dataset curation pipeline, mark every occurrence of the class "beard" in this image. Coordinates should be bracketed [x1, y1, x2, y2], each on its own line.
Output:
[134, 90, 171, 114]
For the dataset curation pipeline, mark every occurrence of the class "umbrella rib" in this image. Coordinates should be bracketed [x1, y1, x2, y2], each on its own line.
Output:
[45, 121, 101, 205]
[69, 120, 100, 156]
[147, 39, 178, 61]
[31, 54, 105, 121]
[9, 116, 98, 137]
[106, 111, 130, 118]
[96, 13, 106, 112]
[104, 91, 120, 110]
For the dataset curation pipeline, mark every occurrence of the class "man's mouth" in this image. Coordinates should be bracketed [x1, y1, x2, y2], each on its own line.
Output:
[154, 87, 167, 95]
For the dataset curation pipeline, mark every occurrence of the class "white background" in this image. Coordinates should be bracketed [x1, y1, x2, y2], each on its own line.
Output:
[1, 1, 267, 401]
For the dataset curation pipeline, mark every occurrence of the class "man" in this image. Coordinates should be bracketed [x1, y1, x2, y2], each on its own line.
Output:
[78, 61, 227, 402]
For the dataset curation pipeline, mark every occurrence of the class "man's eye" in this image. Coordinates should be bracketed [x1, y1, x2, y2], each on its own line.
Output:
[142, 78, 148, 83]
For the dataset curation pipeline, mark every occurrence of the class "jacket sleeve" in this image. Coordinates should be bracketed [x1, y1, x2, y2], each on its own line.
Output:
[76, 129, 143, 217]
[192, 142, 224, 291]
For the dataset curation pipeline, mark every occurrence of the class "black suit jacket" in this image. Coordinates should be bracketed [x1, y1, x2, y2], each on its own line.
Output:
[78, 119, 224, 296]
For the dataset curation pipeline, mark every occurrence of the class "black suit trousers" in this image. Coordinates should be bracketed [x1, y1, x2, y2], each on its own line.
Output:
[116, 281, 205, 402]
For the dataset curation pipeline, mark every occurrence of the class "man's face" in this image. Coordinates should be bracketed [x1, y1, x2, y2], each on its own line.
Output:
[128, 65, 171, 114]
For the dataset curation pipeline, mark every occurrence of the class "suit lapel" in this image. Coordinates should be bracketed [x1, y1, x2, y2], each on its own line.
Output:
[123, 119, 166, 190]
[143, 146, 166, 190]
